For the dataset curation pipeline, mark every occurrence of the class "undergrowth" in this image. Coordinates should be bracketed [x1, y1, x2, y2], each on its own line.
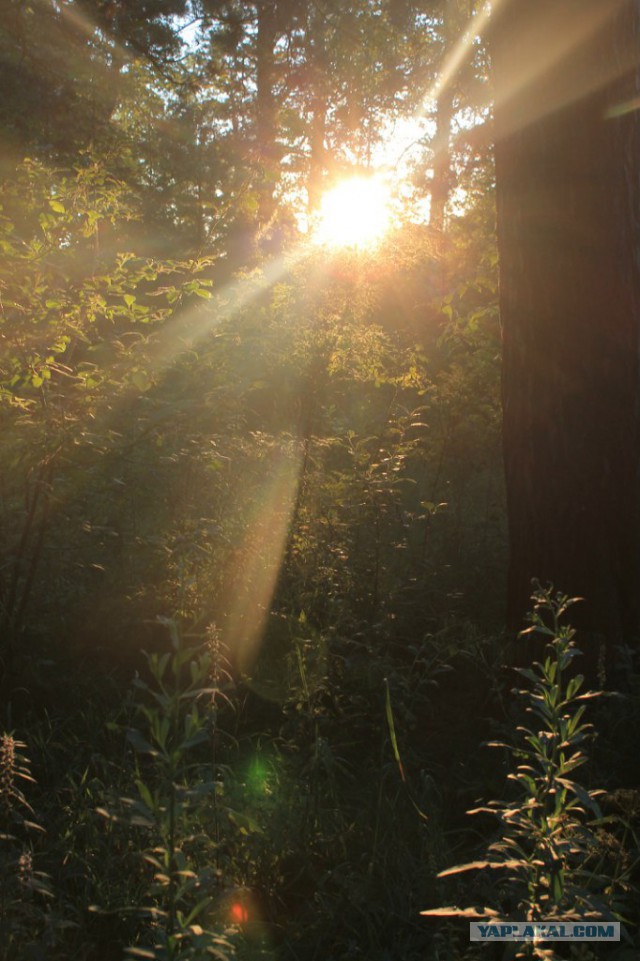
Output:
[423, 586, 639, 960]
[0, 590, 638, 961]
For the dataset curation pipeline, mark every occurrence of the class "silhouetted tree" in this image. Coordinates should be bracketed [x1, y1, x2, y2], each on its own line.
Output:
[492, 0, 640, 671]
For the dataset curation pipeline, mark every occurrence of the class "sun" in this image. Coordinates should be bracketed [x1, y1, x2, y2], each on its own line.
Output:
[313, 176, 391, 250]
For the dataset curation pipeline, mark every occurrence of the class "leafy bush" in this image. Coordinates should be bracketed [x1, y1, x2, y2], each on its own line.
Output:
[423, 586, 637, 957]
[97, 619, 234, 961]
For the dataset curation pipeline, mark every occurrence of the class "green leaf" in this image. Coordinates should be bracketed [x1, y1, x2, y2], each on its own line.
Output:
[556, 778, 602, 818]
[126, 729, 160, 757]
[227, 810, 264, 835]
[131, 371, 150, 391]
[566, 674, 584, 699]
[514, 667, 539, 684]
[552, 868, 565, 903]
[181, 730, 208, 751]
[421, 906, 500, 918]
[135, 779, 156, 812]
[124, 294, 136, 308]
[438, 860, 524, 878]
[385, 678, 405, 782]
[48, 199, 65, 213]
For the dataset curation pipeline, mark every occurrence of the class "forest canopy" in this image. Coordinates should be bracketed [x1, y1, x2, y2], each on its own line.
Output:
[0, 2, 639, 960]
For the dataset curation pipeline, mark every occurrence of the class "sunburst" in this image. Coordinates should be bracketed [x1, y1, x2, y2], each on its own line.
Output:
[313, 176, 391, 249]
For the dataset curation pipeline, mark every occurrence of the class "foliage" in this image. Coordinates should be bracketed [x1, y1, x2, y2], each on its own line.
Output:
[97, 619, 234, 960]
[423, 586, 638, 957]
[0, 155, 214, 678]
[0, 732, 55, 957]
[1, 4, 637, 961]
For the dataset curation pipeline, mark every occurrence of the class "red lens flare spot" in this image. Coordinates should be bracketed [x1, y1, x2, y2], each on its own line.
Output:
[230, 902, 249, 924]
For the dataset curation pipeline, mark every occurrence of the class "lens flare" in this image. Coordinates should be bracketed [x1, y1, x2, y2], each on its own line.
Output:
[230, 902, 249, 924]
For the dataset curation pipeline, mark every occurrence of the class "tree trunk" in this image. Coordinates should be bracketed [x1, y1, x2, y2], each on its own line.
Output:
[255, 0, 279, 227]
[308, 93, 327, 214]
[430, 0, 459, 235]
[430, 81, 454, 234]
[307, 5, 328, 214]
[492, 0, 640, 670]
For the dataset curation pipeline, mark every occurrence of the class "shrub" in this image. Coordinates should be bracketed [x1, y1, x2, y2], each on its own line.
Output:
[423, 586, 637, 958]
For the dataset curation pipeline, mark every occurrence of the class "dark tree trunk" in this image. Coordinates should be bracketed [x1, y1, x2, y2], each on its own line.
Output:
[430, 83, 454, 234]
[255, 0, 279, 227]
[308, 94, 327, 214]
[492, 0, 640, 668]
[430, 0, 457, 235]
[306, 5, 328, 214]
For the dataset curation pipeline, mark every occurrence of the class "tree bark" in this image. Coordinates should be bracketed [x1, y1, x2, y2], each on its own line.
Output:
[306, 4, 328, 214]
[430, 81, 454, 234]
[430, 0, 459, 234]
[255, 0, 279, 227]
[492, 0, 640, 668]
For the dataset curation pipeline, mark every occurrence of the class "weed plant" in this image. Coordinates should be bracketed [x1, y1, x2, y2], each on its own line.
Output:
[423, 586, 638, 958]
[98, 618, 234, 961]
[0, 732, 53, 958]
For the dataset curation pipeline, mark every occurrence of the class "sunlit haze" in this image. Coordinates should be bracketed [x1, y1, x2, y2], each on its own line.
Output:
[313, 176, 392, 249]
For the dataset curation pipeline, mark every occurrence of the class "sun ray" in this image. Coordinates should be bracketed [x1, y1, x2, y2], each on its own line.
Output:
[425, 0, 497, 110]
[490, 0, 629, 139]
[219, 446, 304, 677]
[392, 0, 630, 174]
